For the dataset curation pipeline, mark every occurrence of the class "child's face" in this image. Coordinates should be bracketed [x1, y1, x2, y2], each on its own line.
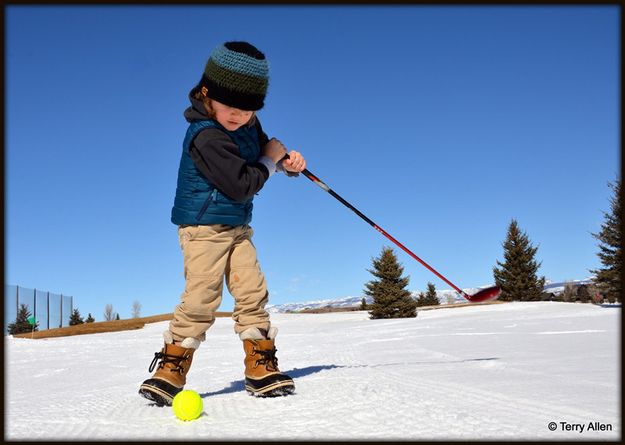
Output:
[210, 99, 254, 131]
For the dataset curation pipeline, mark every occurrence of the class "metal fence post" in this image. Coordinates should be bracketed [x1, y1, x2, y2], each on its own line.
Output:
[9, 286, 77, 330]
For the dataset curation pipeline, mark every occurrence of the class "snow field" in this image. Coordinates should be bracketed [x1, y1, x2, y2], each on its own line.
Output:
[5, 302, 621, 440]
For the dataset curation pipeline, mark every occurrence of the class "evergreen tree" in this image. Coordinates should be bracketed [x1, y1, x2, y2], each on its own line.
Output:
[416, 291, 427, 307]
[364, 247, 417, 319]
[493, 219, 546, 301]
[85, 313, 95, 323]
[423, 282, 440, 306]
[69, 308, 84, 326]
[115, 313, 120, 321]
[7, 304, 39, 335]
[577, 284, 590, 304]
[590, 180, 622, 303]
[360, 297, 368, 310]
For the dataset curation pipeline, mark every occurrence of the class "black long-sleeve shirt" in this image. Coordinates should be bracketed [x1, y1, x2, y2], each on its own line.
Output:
[184, 87, 274, 202]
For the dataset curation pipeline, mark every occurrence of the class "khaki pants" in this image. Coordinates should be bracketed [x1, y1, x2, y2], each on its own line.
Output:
[169, 224, 270, 342]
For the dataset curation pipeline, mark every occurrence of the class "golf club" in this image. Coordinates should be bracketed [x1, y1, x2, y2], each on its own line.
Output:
[282, 154, 501, 303]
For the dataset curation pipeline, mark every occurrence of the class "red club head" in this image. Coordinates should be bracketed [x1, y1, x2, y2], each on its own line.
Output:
[467, 286, 501, 303]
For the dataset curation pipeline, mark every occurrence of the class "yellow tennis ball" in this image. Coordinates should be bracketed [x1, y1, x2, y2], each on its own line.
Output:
[172, 390, 203, 421]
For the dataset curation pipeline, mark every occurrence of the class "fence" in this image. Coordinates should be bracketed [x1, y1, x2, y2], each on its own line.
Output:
[4, 285, 73, 333]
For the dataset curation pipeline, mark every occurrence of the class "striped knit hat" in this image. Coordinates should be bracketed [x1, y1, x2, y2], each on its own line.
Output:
[199, 41, 269, 111]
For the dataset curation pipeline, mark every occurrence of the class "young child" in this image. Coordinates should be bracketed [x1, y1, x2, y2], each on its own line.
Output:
[139, 41, 306, 405]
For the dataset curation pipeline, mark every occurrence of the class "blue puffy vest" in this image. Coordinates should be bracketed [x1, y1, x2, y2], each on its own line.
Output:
[171, 120, 261, 226]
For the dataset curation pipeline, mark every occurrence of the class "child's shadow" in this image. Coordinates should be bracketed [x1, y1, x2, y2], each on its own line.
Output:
[199, 364, 344, 398]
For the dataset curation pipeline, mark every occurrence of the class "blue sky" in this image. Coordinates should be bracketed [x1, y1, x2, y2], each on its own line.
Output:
[5, 6, 620, 321]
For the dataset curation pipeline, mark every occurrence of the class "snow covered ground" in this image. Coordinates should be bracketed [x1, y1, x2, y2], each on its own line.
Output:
[5, 302, 621, 440]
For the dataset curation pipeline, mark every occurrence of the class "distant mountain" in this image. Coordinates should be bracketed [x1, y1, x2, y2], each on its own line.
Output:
[266, 295, 367, 314]
[541, 277, 595, 295]
[266, 278, 596, 313]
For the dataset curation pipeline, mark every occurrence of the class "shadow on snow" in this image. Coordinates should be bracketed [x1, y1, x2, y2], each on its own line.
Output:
[199, 364, 344, 398]
[199, 359, 498, 398]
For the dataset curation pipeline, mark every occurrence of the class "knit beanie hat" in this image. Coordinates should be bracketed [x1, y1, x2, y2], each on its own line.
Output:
[199, 41, 269, 111]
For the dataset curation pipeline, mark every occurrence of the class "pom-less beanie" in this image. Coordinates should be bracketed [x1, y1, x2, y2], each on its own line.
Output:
[199, 41, 269, 111]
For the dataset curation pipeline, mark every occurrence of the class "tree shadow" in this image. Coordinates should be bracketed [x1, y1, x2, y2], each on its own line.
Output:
[199, 364, 345, 398]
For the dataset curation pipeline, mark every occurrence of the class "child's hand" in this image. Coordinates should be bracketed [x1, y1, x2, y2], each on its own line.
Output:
[263, 138, 288, 163]
[282, 150, 306, 172]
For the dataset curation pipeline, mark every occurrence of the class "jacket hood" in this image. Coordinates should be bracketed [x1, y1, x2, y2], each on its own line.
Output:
[184, 85, 210, 123]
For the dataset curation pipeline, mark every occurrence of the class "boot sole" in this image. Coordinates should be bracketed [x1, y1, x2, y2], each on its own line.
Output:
[139, 379, 182, 406]
[245, 378, 295, 397]
[246, 386, 295, 397]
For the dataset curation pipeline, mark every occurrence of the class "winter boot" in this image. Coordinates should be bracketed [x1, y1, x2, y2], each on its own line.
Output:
[240, 327, 295, 397]
[138, 331, 200, 406]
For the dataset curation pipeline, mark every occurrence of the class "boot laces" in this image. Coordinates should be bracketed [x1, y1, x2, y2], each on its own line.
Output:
[148, 350, 188, 374]
[254, 347, 279, 371]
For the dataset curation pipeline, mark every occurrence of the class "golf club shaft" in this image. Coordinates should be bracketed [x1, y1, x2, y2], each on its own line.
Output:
[297, 167, 467, 297]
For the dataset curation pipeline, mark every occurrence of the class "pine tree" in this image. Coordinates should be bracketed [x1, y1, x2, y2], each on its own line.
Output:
[85, 313, 95, 323]
[7, 304, 39, 335]
[493, 219, 546, 301]
[115, 313, 120, 321]
[590, 180, 622, 303]
[416, 291, 427, 307]
[577, 284, 590, 304]
[360, 297, 368, 310]
[364, 247, 417, 319]
[416, 282, 440, 307]
[423, 282, 440, 306]
[69, 308, 84, 326]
